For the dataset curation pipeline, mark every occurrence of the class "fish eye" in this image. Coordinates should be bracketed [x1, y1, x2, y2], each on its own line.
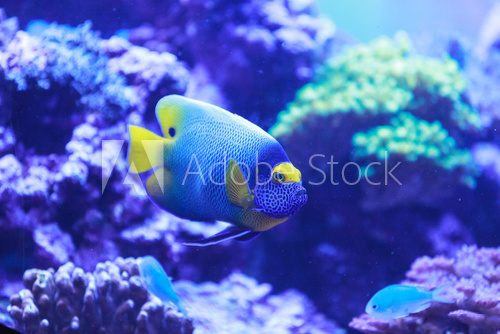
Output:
[372, 305, 378, 310]
[272, 172, 285, 183]
[168, 127, 176, 137]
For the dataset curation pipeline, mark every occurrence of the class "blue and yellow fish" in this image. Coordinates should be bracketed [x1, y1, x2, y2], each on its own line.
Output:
[128, 95, 307, 246]
[365, 284, 453, 320]
[138, 256, 187, 316]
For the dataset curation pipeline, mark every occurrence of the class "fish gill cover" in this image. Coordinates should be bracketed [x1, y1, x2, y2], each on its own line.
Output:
[0, 0, 498, 334]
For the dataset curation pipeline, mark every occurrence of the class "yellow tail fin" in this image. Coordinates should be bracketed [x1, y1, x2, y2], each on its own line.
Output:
[128, 125, 167, 173]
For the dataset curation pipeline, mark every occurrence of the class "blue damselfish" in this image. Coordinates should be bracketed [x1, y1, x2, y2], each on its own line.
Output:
[366, 284, 453, 320]
[128, 95, 307, 246]
[138, 256, 187, 316]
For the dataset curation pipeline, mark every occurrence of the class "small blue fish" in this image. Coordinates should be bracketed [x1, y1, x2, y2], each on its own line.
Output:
[365, 284, 453, 320]
[138, 256, 187, 317]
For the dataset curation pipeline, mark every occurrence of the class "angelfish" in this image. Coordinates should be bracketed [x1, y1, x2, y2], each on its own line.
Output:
[128, 95, 307, 246]
[365, 284, 454, 320]
[138, 256, 187, 317]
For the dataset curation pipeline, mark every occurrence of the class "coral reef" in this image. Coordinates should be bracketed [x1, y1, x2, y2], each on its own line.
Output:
[270, 33, 481, 212]
[0, 2, 498, 334]
[8, 257, 193, 334]
[8, 258, 343, 334]
[353, 112, 473, 176]
[0, 12, 194, 295]
[126, 0, 335, 126]
[0, 15, 189, 123]
[253, 34, 485, 326]
[350, 245, 500, 334]
[2, 0, 336, 126]
[180, 272, 344, 334]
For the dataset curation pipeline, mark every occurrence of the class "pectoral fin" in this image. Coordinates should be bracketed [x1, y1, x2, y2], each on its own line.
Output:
[226, 159, 254, 209]
[183, 225, 254, 247]
[235, 231, 261, 241]
[410, 301, 432, 314]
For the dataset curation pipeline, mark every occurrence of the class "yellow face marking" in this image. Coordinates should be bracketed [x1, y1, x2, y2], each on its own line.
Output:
[155, 97, 183, 140]
[272, 163, 302, 183]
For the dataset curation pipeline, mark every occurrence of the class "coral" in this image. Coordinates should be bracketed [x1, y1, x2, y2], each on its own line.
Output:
[350, 245, 500, 334]
[8, 258, 343, 334]
[0, 13, 193, 295]
[269, 33, 480, 208]
[253, 34, 484, 327]
[8, 257, 193, 334]
[125, 0, 335, 126]
[2, 0, 336, 126]
[103, 35, 189, 118]
[427, 214, 474, 256]
[466, 47, 500, 137]
[461, 2, 500, 139]
[270, 33, 479, 138]
[473, 143, 500, 184]
[353, 113, 473, 173]
[352, 112, 477, 201]
[0, 21, 131, 121]
[0, 17, 189, 124]
[177, 272, 344, 334]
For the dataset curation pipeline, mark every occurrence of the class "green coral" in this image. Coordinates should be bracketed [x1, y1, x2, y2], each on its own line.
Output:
[270, 33, 480, 139]
[353, 112, 475, 178]
[270, 33, 480, 187]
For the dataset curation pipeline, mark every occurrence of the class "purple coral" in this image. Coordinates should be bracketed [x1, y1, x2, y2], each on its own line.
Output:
[8, 257, 193, 334]
[162, 272, 343, 334]
[2, 0, 335, 126]
[8, 258, 342, 334]
[127, 0, 335, 126]
[350, 245, 500, 333]
[0, 11, 192, 294]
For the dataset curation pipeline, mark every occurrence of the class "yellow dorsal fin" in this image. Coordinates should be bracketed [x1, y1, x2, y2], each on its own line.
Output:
[226, 159, 254, 209]
[128, 125, 166, 173]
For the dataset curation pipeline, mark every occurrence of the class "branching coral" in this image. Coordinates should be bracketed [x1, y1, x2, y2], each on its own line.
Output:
[8, 258, 193, 334]
[0, 21, 131, 120]
[350, 245, 500, 334]
[0, 16, 189, 123]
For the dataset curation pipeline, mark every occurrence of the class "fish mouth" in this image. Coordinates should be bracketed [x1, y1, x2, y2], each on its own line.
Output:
[296, 189, 307, 196]
[294, 188, 308, 206]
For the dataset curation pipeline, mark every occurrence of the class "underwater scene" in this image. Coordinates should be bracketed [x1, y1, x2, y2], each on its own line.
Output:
[0, 0, 499, 333]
